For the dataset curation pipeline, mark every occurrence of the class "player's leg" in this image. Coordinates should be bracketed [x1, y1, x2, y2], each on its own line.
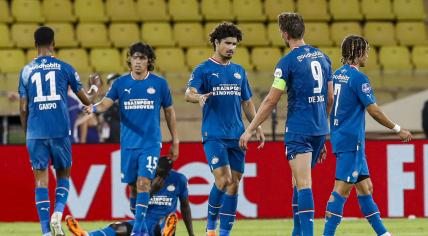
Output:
[203, 140, 230, 235]
[66, 215, 133, 236]
[28, 139, 52, 236]
[129, 184, 137, 215]
[291, 177, 301, 236]
[322, 180, 352, 236]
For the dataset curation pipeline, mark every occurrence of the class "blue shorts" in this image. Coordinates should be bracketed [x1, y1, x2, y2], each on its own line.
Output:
[285, 133, 326, 168]
[335, 148, 370, 183]
[27, 137, 72, 170]
[203, 139, 245, 173]
[120, 146, 160, 183]
[146, 214, 173, 236]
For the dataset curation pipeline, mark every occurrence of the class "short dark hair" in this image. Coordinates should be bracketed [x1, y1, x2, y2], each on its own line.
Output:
[127, 42, 156, 71]
[34, 26, 55, 47]
[278, 12, 305, 40]
[341, 35, 369, 65]
[209, 22, 242, 50]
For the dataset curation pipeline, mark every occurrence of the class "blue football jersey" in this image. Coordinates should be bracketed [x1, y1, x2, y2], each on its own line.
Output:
[18, 56, 83, 139]
[146, 170, 188, 217]
[188, 58, 252, 141]
[330, 64, 376, 153]
[274, 45, 332, 136]
[106, 72, 172, 149]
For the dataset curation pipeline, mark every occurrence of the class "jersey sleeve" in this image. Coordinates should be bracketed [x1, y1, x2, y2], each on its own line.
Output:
[187, 65, 205, 93]
[18, 68, 29, 98]
[241, 71, 252, 101]
[161, 80, 173, 108]
[351, 74, 376, 107]
[178, 174, 189, 200]
[272, 57, 289, 91]
[67, 65, 83, 93]
[106, 78, 119, 101]
[324, 55, 333, 82]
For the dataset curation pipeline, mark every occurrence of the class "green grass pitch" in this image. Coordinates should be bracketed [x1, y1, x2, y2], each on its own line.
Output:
[0, 218, 427, 235]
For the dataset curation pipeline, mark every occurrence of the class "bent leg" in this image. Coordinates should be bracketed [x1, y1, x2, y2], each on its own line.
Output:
[323, 180, 352, 236]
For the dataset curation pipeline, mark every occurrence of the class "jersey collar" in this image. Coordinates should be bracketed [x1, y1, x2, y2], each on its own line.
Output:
[349, 64, 360, 71]
[209, 57, 230, 65]
[131, 71, 150, 80]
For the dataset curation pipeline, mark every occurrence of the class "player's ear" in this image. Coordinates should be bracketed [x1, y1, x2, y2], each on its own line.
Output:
[215, 39, 220, 47]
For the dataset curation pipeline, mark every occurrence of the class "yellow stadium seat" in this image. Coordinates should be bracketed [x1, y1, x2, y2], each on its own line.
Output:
[0, 0, 13, 23]
[318, 47, 342, 71]
[169, 0, 202, 21]
[57, 49, 92, 73]
[329, 0, 363, 20]
[204, 22, 222, 42]
[304, 23, 332, 46]
[186, 47, 213, 68]
[201, 0, 234, 21]
[361, 0, 394, 20]
[45, 23, 78, 48]
[174, 23, 206, 47]
[364, 47, 380, 71]
[232, 47, 253, 71]
[76, 23, 110, 48]
[379, 46, 412, 71]
[238, 23, 269, 46]
[412, 46, 428, 70]
[11, 24, 39, 48]
[251, 47, 282, 72]
[364, 22, 396, 46]
[121, 48, 129, 71]
[141, 23, 175, 47]
[12, 0, 44, 23]
[74, 0, 107, 22]
[267, 22, 284, 46]
[0, 24, 13, 48]
[26, 49, 38, 62]
[396, 22, 428, 46]
[90, 48, 123, 73]
[264, 0, 295, 21]
[106, 0, 138, 22]
[233, 0, 266, 22]
[155, 48, 188, 73]
[297, 0, 330, 21]
[393, 0, 425, 20]
[109, 23, 140, 48]
[42, 0, 76, 22]
[136, 0, 169, 21]
[330, 22, 362, 46]
[0, 50, 26, 73]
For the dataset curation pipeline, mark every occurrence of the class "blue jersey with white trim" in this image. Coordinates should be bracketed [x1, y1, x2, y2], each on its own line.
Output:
[274, 45, 332, 136]
[18, 56, 83, 139]
[330, 64, 376, 153]
[106, 72, 172, 149]
[188, 58, 252, 141]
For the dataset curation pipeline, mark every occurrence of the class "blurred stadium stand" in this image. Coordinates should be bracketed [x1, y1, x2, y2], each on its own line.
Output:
[0, 0, 427, 143]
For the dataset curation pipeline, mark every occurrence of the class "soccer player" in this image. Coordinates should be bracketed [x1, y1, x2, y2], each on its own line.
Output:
[185, 22, 265, 236]
[239, 13, 334, 236]
[83, 42, 179, 236]
[322, 35, 412, 236]
[18, 26, 98, 236]
[66, 157, 195, 236]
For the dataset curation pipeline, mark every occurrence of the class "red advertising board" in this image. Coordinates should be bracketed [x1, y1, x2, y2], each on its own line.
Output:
[0, 140, 427, 221]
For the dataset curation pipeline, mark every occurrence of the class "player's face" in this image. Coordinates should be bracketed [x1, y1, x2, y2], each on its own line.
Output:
[216, 37, 238, 60]
[130, 52, 149, 75]
[281, 31, 290, 47]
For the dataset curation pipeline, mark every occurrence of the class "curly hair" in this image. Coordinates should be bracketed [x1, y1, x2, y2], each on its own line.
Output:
[127, 42, 156, 71]
[277, 12, 305, 40]
[341, 35, 369, 65]
[209, 22, 242, 50]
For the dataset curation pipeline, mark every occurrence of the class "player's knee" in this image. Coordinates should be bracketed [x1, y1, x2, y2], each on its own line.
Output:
[108, 221, 132, 236]
[136, 178, 151, 192]
[226, 178, 240, 194]
[215, 176, 232, 191]
[295, 178, 312, 189]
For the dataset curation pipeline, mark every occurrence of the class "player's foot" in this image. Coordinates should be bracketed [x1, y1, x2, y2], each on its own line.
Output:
[162, 213, 178, 236]
[206, 229, 217, 236]
[50, 212, 65, 236]
[65, 215, 88, 236]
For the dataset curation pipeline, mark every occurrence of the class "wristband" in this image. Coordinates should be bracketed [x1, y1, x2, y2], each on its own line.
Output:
[92, 105, 97, 113]
[392, 124, 401, 133]
[88, 84, 99, 93]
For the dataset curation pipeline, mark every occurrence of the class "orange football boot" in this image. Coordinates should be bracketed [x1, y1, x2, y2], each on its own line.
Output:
[65, 215, 88, 236]
[162, 213, 178, 236]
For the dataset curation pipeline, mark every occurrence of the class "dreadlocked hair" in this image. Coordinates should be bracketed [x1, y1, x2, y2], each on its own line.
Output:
[341, 35, 369, 65]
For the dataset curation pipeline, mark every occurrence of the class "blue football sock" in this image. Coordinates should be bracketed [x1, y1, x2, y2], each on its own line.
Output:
[358, 194, 388, 236]
[132, 192, 150, 234]
[54, 178, 69, 213]
[130, 197, 136, 215]
[323, 192, 347, 236]
[219, 194, 238, 236]
[292, 186, 301, 236]
[207, 184, 225, 231]
[298, 188, 315, 236]
[35, 188, 51, 234]
[89, 226, 116, 236]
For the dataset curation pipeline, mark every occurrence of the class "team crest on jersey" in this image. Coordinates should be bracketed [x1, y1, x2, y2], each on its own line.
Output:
[361, 83, 371, 94]
[234, 73, 242, 79]
[352, 171, 359, 178]
[341, 69, 347, 74]
[167, 184, 175, 192]
[274, 68, 282, 78]
[211, 156, 219, 165]
[147, 87, 156, 94]
[304, 48, 310, 52]
[41, 58, 47, 64]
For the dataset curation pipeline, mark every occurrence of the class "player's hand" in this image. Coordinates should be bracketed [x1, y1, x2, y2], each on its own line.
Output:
[168, 140, 179, 161]
[198, 92, 212, 108]
[87, 73, 101, 95]
[317, 144, 327, 163]
[82, 104, 93, 115]
[255, 126, 265, 149]
[398, 129, 412, 142]
[239, 130, 252, 150]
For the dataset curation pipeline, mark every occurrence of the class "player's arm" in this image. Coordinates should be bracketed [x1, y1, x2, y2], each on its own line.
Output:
[326, 81, 334, 116]
[179, 197, 195, 236]
[164, 105, 179, 161]
[366, 104, 412, 142]
[242, 99, 265, 148]
[83, 97, 114, 115]
[19, 98, 28, 134]
[185, 87, 211, 107]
